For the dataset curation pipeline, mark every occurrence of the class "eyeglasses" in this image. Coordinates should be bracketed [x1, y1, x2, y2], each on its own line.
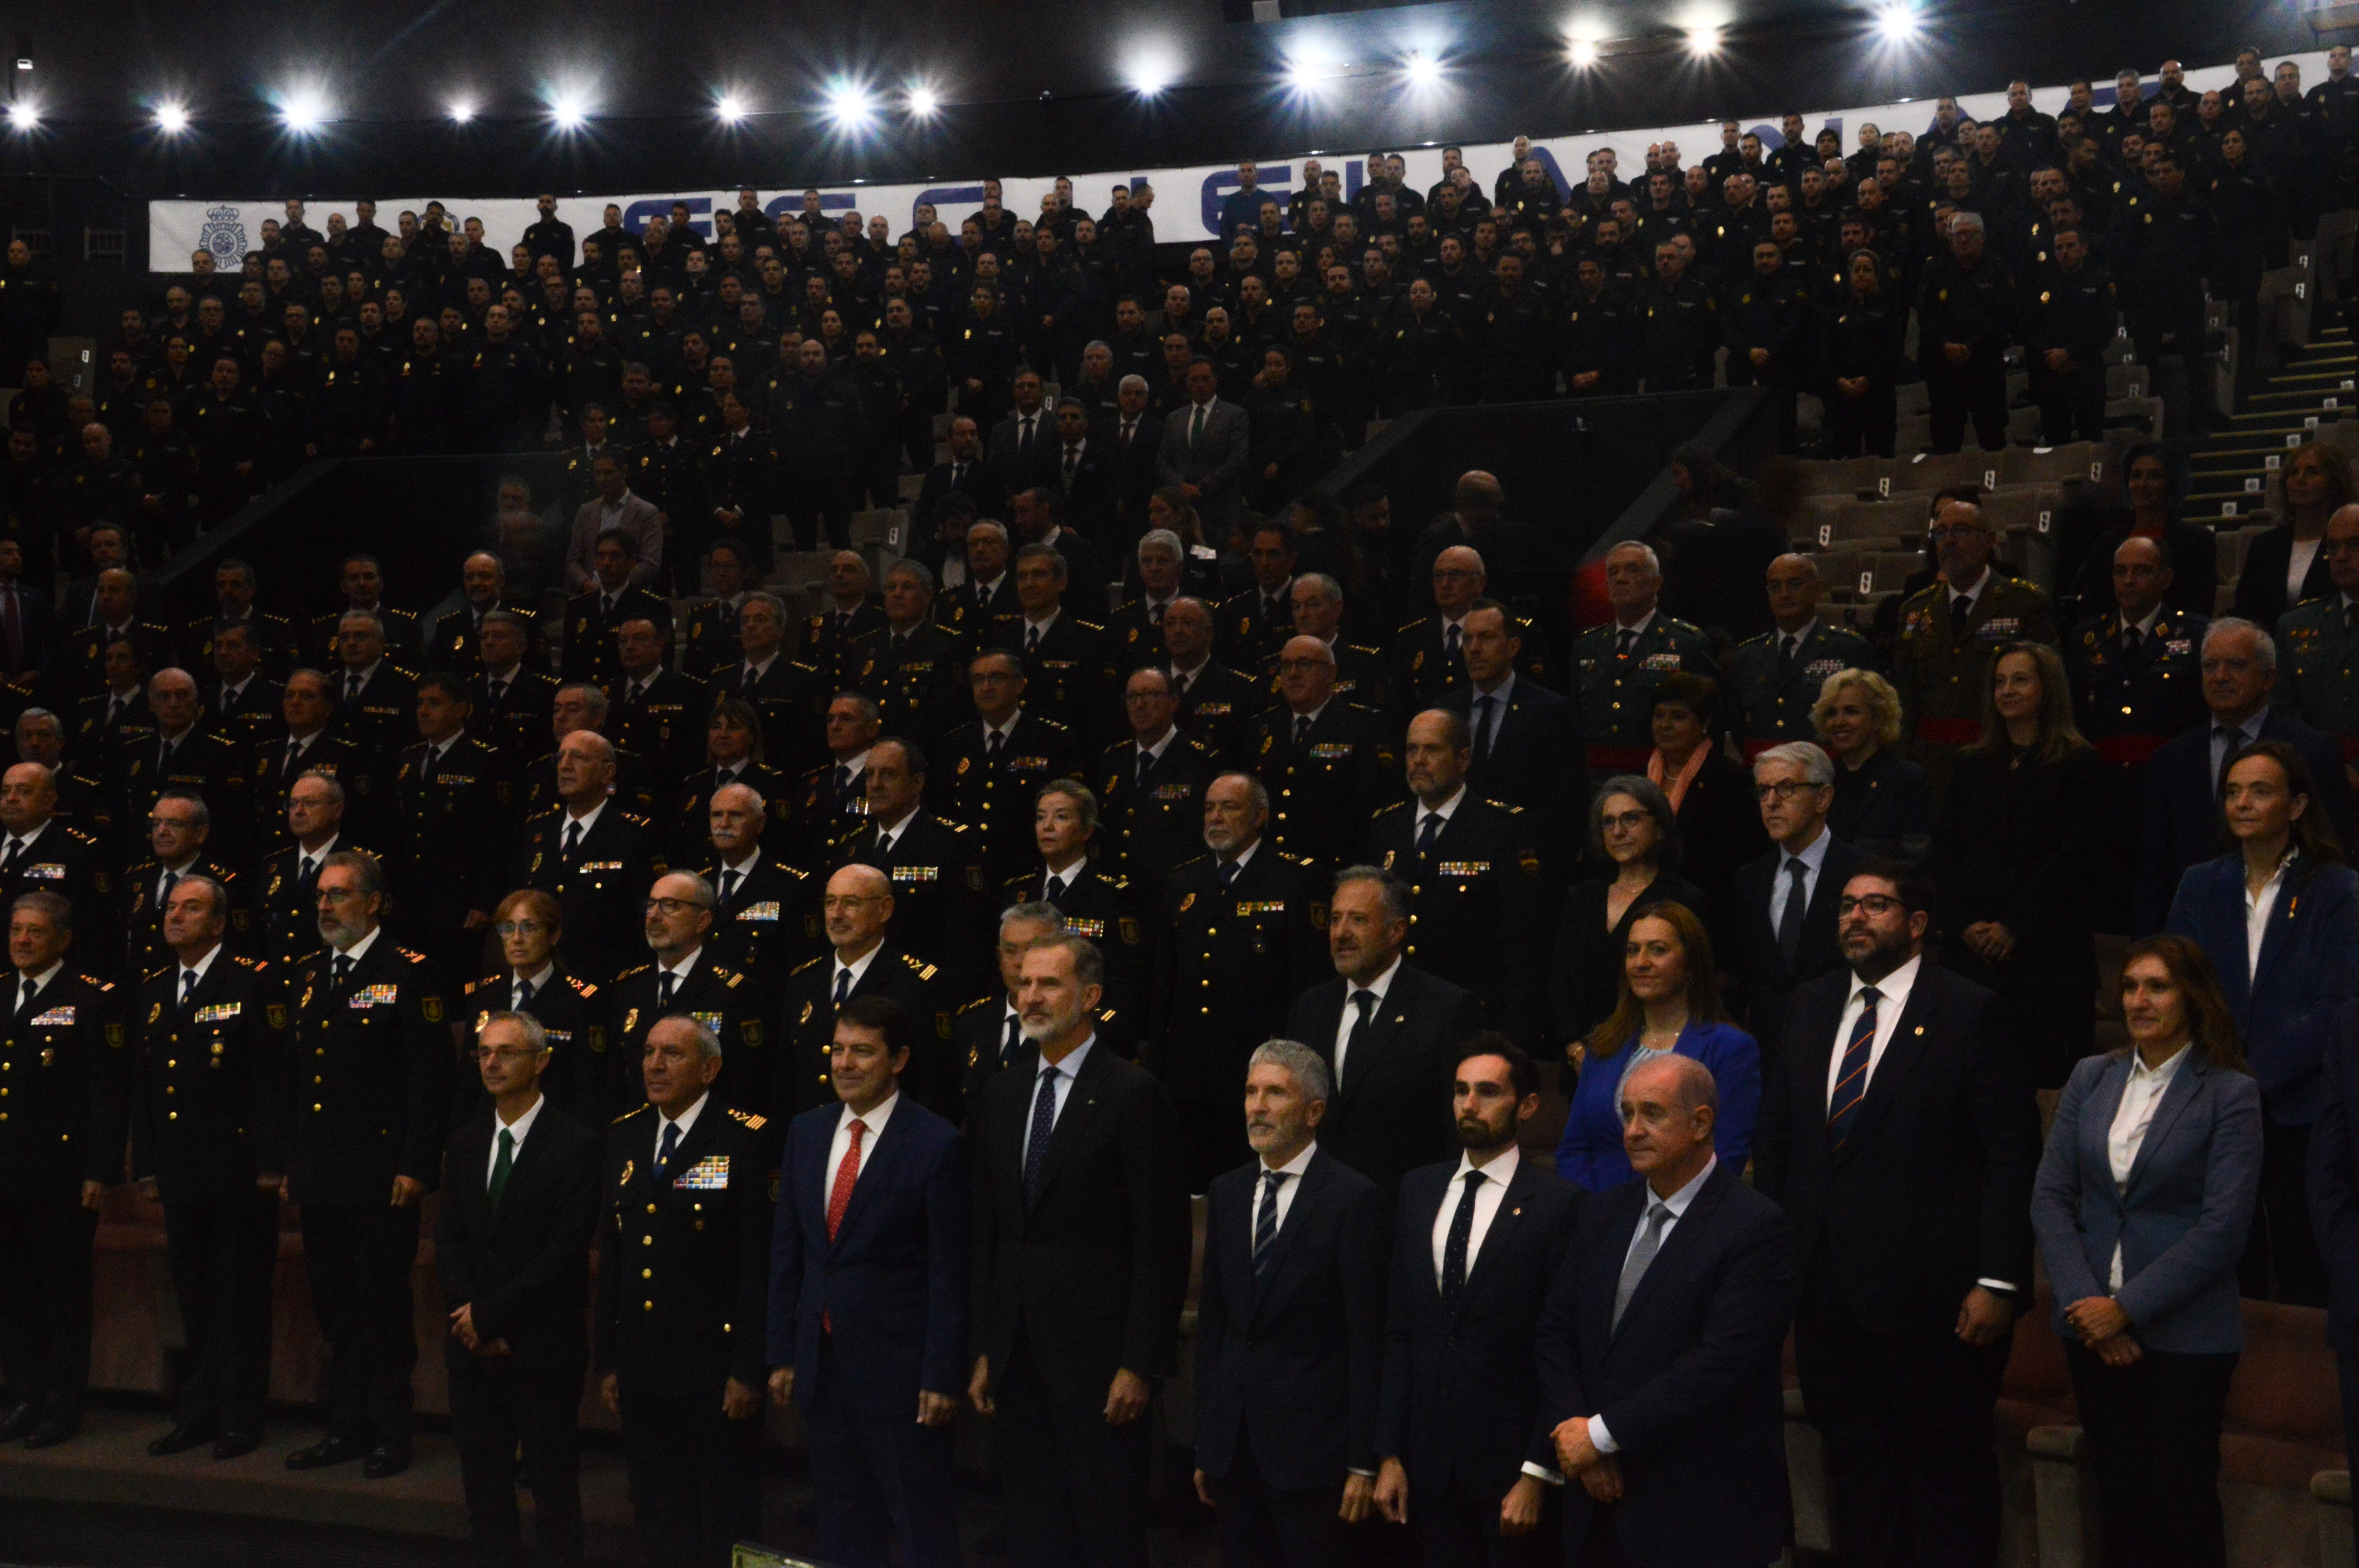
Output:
[1836, 894, 1906, 917]
[472, 1047, 542, 1064]
[822, 894, 884, 911]
[1275, 658, 1330, 673]
[494, 920, 549, 938]
[1754, 780, 1825, 802]
[1929, 524, 1992, 541]
[1599, 810, 1656, 832]
[641, 897, 710, 915]
[316, 887, 363, 905]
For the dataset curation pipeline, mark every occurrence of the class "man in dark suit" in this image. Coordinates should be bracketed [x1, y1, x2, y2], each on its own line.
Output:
[2133, 616, 2355, 931]
[1192, 1038, 1389, 1568]
[1042, 399, 1121, 536]
[913, 416, 1006, 532]
[1372, 1035, 1581, 1566]
[1439, 602, 1585, 861]
[766, 996, 969, 1568]
[968, 933, 1190, 1568]
[1729, 741, 1868, 1060]
[1538, 1053, 1798, 1568]
[1156, 360, 1252, 538]
[1090, 382, 1163, 553]
[987, 372, 1057, 493]
[1752, 861, 2041, 1568]
[1284, 866, 1484, 1198]
[436, 1011, 601, 1568]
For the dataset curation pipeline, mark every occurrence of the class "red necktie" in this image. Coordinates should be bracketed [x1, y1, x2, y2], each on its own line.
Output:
[821, 1118, 867, 1332]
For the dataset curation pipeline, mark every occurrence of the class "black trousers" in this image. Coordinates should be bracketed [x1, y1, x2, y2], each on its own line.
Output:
[993, 1340, 1151, 1568]
[1210, 1429, 1352, 1568]
[617, 1376, 763, 1568]
[2064, 1340, 2235, 1568]
[1409, 1474, 1556, 1568]
[448, 1353, 586, 1568]
[299, 1200, 422, 1446]
[2240, 1113, 2327, 1305]
[162, 1194, 278, 1435]
[1821, 378, 1898, 458]
[1926, 357, 2008, 453]
[1792, 1287, 2010, 1568]
[805, 1338, 962, 1568]
[2030, 358, 2108, 445]
[0, 1196, 96, 1419]
[783, 469, 851, 551]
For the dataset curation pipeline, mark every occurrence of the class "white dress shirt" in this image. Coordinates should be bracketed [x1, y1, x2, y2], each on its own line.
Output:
[2246, 855, 2291, 981]
[1767, 825, 1834, 934]
[489, 1093, 545, 1189]
[509, 961, 555, 1012]
[1251, 1140, 1317, 1237]
[833, 943, 883, 998]
[1413, 786, 1466, 843]
[174, 940, 223, 1000]
[1023, 1035, 1098, 1172]
[1333, 957, 1401, 1082]
[2106, 1045, 2189, 1289]
[1429, 1143, 1520, 1285]
[1589, 1155, 1720, 1455]
[824, 1091, 899, 1200]
[562, 797, 609, 840]
[654, 1090, 708, 1167]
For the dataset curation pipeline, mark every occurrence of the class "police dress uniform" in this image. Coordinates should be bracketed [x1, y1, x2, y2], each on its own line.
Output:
[1096, 734, 1220, 922]
[0, 964, 127, 1436]
[123, 856, 246, 979]
[557, 587, 671, 691]
[606, 952, 772, 1121]
[182, 610, 302, 680]
[1891, 571, 2059, 780]
[2065, 604, 2208, 934]
[458, 966, 608, 1128]
[518, 746, 661, 824]
[668, 761, 792, 864]
[333, 661, 421, 756]
[1249, 701, 1403, 874]
[852, 621, 970, 744]
[596, 1098, 776, 1568]
[203, 675, 287, 754]
[678, 598, 748, 681]
[802, 602, 887, 695]
[514, 805, 669, 986]
[928, 712, 1083, 886]
[0, 821, 114, 939]
[46, 619, 176, 710]
[1570, 613, 1718, 772]
[132, 950, 284, 1443]
[429, 602, 547, 679]
[2278, 594, 2359, 759]
[720, 653, 826, 784]
[608, 668, 715, 795]
[776, 947, 948, 1118]
[1731, 621, 1879, 753]
[837, 812, 987, 993]
[249, 730, 380, 855]
[473, 667, 561, 763]
[389, 734, 517, 985]
[1365, 793, 1549, 1046]
[1389, 614, 1549, 713]
[308, 606, 419, 670]
[107, 727, 250, 861]
[701, 849, 823, 1000]
[1002, 864, 1146, 1021]
[1167, 661, 1264, 766]
[1213, 588, 1293, 677]
[283, 932, 451, 1459]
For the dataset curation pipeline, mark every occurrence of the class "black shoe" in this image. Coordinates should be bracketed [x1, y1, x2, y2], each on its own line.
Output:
[24, 1417, 78, 1449]
[148, 1421, 221, 1456]
[0, 1402, 36, 1443]
[362, 1442, 412, 1479]
[211, 1432, 260, 1460]
[286, 1433, 365, 1471]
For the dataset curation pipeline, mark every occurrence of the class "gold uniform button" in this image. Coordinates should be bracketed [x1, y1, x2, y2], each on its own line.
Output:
[642, 1268, 651, 1279]
[644, 1301, 654, 1311]
[312, 1103, 322, 1112]
[168, 1111, 177, 1121]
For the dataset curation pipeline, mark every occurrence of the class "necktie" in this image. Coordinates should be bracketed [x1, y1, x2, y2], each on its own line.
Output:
[833, 966, 852, 1008]
[0, 837, 19, 878]
[1002, 1011, 1024, 1066]
[717, 868, 739, 906]
[603, 595, 617, 617]
[1149, 601, 1165, 627]
[515, 977, 535, 1011]
[2347, 603, 2358, 640]
[741, 661, 763, 697]
[1, 586, 19, 671]
[488, 1127, 515, 1211]
[563, 819, 583, 861]
[655, 1119, 680, 1180]
[1044, 873, 1065, 903]
[1416, 812, 1443, 857]
[2214, 727, 2241, 798]
[1440, 1169, 1486, 1315]
[345, 671, 363, 704]
[285, 738, 306, 778]
[1776, 856, 1809, 965]
[1063, 446, 1078, 486]
[2121, 625, 2141, 656]
[298, 854, 320, 895]
[891, 631, 907, 655]
[1121, 421, 1135, 449]
[1018, 415, 1036, 459]
[987, 729, 1004, 765]
[1340, 988, 1375, 1089]
[1615, 629, 1637, 658]
[1612, 1201, 1674, 1331]
[1293, 713, 1311, 746]
[657, 970, 676, 1008]
[1190, 403, 1206, 447]
[1781, 633, 1803, 668]
[159, 738, 176, 773]
[14, 976, 31, 1018]
[826, 1119, 867, 1242]
[179, 967, 198, 1010]
[1022, 1064, 1059, 1201]
[1445, 622, 1462, 660]
[1826, 985, 1882, 1149]
[333, 952, 353, 990]
[109, 694, 128, 724]
[1136, 748, 1154, 788]
[834, 763, 852, 797]
[953, 461, 966, 487]
[1951, 594, 1974, 646]
[1472, 694, 1496, 761]
[160, 867, 181, 908]
[1252, 1169, 1290, 1286]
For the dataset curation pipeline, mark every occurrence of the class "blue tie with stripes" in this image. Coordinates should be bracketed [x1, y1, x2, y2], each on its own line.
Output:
[1825, 986, 1881, 1151]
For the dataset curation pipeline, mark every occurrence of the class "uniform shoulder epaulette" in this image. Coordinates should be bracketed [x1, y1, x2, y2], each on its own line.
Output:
[387, 662, 419, 679]
[1345, 641, 1382, 658]
[64, 825, 96, 845]
[567, 975, 598, 996]
[1172, 852, 1211, 873]
[721, 969, 743, 988]
[234, 954, 266, 969]
[937, 816, 968, 832]
[615, 964, 651, 981]
[956, 994, 996, 1015]
[726, 1107, 767, 1129]
[1372, 798, 1409, 817]
[1075, 617, 1105, 634]
[789, 955, 824, 976]
[1665, 615, 1703, 635]
[1735, 630, 1774, 649]
[612, 1103, 650, 1125]
[463, 976, 489, 995]
[901, 952, 938, 980]
[1278, 850, 1308, 865]
[142, 964, 171, 983]
[396, 946, 427, 962]
[1001, 871, 1030, 889]
[89, 976, 114, 991]
[525, 804, 561, 822]
[1035, 714, 1071, 733]
[1105, 873, 1129, 890]
[617, 810, 651, 827]
[1396, 616, 1433, 636]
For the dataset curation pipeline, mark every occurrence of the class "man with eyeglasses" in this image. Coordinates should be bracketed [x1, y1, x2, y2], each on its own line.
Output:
[1729, 742, 1869, 1059]
[1252, 636, 1401, 875]
[931, 649, 1084, 886]
[1754, 864, 2038, 1568]
[125, 790, 246, 978]
[1096, 666, 1220, 924]
[250, 669, 380, 855]
[514, 729, 668, 985]
[1891, 498, 2058, 793]
[1161, 597, 1260, 766]
[457, 889, 608, 1127]
[437, 1010, 600, 1568]
[779, 864, 948, 1117]
[853, 560, 970, 742]
[608, 871, 769, 1120]
[284, 850, 452, 1480]
[255, 770, 367, 975]
[1568, 541, 1716, 774]
[838, 738, 986, 994]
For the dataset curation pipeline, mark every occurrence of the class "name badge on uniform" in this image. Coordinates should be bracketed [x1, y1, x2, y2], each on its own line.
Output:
[1237, 900, 1286, 916]
[1151, 784, 1193, 801]
[737, 901, 781, 922]
[1309, 742, 1353, 760]
[1643, 652, 1683, 671]
[349, 984, 399, 1009]
[193, 1002, 242, 1023]
[1011, 756, 1049, 771]
[29, 1005, 74, 1025]
[674, 1154, 730, 1190]
[1197, 702, 1233, 715]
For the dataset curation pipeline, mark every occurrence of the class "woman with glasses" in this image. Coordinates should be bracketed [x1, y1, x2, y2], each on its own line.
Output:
[1932, 642, 2100, 1088]
[1549, 778, 1715, 1079]
[2167, 740, 2359, 1304]
[458, 889, 611, 1126]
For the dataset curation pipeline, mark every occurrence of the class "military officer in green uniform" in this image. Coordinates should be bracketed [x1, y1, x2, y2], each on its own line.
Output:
[1891, 497, 2058, 789]
[1569, 541, 1717, 773]
[2277, 504, 2359, 781]
[1730, 554, 1878, 754]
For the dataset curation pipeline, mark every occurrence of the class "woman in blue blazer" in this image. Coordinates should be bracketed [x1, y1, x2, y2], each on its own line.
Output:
[2031, 934, 2261, 1568]
[1553, 900, 1760, 1191]
[2165, 738, 2359, 1304]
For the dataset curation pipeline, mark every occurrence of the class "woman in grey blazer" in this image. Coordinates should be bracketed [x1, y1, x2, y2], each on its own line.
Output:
[2031, 933, 2263, 1568]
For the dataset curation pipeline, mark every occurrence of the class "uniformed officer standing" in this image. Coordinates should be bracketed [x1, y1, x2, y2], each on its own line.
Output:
[1891, 498, 2059, 794]
[1730, 555, 1879, 753]
[559, 533, 671, 692]
[1162, 599, 1263, 766]
[929, 650, 1083, 886]
[2023, 227, 2119, 446]
[838, 738, 985, 994]
[122, 791, 247, 981]
[1149, 772, 1326, 1188]
[1914, 213, 2018, 454]
[2276, 505, 2359, 771]
[716, 592, 826, 783]
[1097, 667, 1220, 925]
[250, 670, 380, 855]
[698, 781, 821, 1001]
[776, 865, 948, 1118]
[133, 875, 282, 1459]
[282, 851, 450, 1480]
[255, 771, 369, 979]
[1249, 636, 1401, 874]
[1004, 780, 1147, 1023]
[514, 731, 668, 985]
[107, 668, 249, 860]
[0, 762, 113, 930]
[1569, 542, 1717, 773]
[608, 871, 770, 1121]
[457, 889, 609, 1129]
[596, 1016, 776, 1568]
[388, 674, 515, 987]
[852, 559, 970, 746]
[473, 613, 560, 763]
[0, 891, 126, 1448]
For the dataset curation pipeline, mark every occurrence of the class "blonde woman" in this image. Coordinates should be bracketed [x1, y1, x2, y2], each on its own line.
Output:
[1811, 668, 1931, 861]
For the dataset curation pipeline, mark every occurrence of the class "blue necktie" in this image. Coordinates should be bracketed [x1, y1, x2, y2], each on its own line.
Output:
[655, 1119, 680, 1181]
[833, 967, 852, 1009]
[1252, 1169, 1289, 1287]
[1825, 986, 1882, 1151]
[1440, 1169, 1484, 1316]
[1022, 1064, 1059, 1202]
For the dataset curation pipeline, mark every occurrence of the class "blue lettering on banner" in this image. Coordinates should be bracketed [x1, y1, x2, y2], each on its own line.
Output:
[622, 196, 712, 237]
[914, 185, 987, 224]
[763, 192, 856, 222]
[1526, 147, 1571, 201]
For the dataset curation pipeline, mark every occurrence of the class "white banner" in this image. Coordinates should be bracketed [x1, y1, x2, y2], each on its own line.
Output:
[146, 55, 2274, 272]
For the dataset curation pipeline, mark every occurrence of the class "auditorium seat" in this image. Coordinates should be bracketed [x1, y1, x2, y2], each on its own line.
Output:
[1793, 455, 1890, 499]
[1891, 450, 2006, 497]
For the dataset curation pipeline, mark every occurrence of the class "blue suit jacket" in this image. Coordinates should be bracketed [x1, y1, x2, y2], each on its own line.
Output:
[2307, 1002, 2359, 1352]
[1535, 1161, 1796, 1566]
[2166, 852, 2359, 1124]
[765, 1096, 970, 1418]
[2135, 707, 2355, 932]
[1553, 1022, 1762, 1192]
[2030, 1049, 2262, 1354]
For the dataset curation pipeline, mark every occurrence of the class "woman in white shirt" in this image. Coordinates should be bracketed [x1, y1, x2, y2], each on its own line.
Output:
[2031, 934, 2261, 1568]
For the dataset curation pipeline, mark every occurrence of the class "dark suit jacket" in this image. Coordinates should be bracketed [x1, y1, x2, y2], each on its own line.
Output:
[1728, 834, 1870, 1057]
[767, 1096, 970, 1418]
[914, 457, 1007, 529]
[1091, 413, 1165, 536]
[1041, 440, 1122, 535]
[2135, 707, 2356, 933]
[1376, 1154, 1582, 1494]
[1439, 678, 1585, 842]
[1535, 1161, 1796, 1566]
[1284, 965, 1484, 1197]
[1193, 1149, 1390, 1489]
[2307, 1000, 2359, 1351]
[969, 1038, 1191, 1407]
[434, 1104, 602, 1370]
[1752, 959, 2041, 1333]
[2231, 523, 2336, 629]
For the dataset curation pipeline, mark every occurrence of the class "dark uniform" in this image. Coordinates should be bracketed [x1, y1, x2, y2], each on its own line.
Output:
[2065, 604, 2208, 933]
[607, 669, 714, 795]
[203, 675, 287, 754]
[719, 654, 826, 784]
[1006, 612, 1110, 746]
[514, 806, 669, 984]
[605, 954, 772, 1122]
[775, 947, 950, 1116]
[1168, 662, 1264, 765]
[928, 713, 1083, 884]
[852, 622, 970, 744]
[181, 610, 302, 678]
[106, 728, 249, 860]
[701, 849, 823, 998]
[333, 662, 420, 756]
[427, 604, 547, 678]
[473, 668, 560, 763]
[558, 587, 671, 691]
[122, 856, 247, 979]
[248, 732, 380, 856]
[1729, 621, 1880, 751]
[0, 821, 115, 936]
[1389, 615, 1548, 713]
[802, 602, 887, 695]
[837, 812, 988, 991]
[1001, 864, 1147, 1022]
[1249, 702, 1402, 872]
[130, 950, 284, 1443]
[1366, 794, 1551, 1046]
[2023, 262, 2120, 445]
[1891, 572, 2060, 779]
[677, 598, 747, 681]
[668, 761, 794, 863]
[456, 966, 608, 1128]
[1213, 589, 1293, 677]
[1569, 614, 1718, 773]
[0, 964, 127, 1437]
[282, 934, 451, 1460]
[2277, 595, 2359, 752]
[387, 735, 516, 983]
[309, 606, 420, 669]
[1095, 734, 1221, 920]
[596, 1099, 775, 1568]
[252, 835, 370, 978]
[1914, 250, 2019, 453]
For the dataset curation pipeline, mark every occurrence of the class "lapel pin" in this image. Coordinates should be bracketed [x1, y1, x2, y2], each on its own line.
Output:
[1511, 1206, 1522, 1216]
[1913, 1025, 1924, 1035]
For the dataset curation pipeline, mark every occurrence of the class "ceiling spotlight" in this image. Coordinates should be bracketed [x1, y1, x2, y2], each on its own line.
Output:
[279, 91, 326, 132]
[549, 91, 588, 130]
[5, 101, 34, 132]
[447, 98, 476, 124]
[906, 85, 940, 117]
[825, 81, 874, 127]
[1568, 36, 1600, 67]
[1685, 25, 1722, 54]
[715, 93, 747, 123]
[1873, 2, 1920, 41]
[1403, 52, 1442, 88]
[154, 99, 189, 134]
